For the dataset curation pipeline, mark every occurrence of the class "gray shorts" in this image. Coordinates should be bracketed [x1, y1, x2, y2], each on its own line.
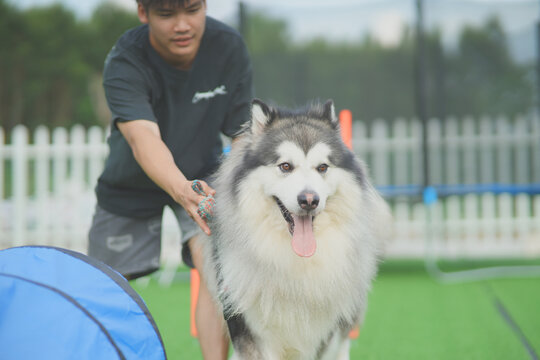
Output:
[87, 204, 201, 279]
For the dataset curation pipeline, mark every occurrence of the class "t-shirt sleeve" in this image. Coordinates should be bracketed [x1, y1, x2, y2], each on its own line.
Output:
[103, 50, 157, 127]
[220, 39, 254, 138]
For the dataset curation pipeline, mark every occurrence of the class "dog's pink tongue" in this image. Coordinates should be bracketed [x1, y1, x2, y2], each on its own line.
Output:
[291, 215, 316, 257]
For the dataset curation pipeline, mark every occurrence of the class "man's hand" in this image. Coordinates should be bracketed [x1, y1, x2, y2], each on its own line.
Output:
[175, 179, 216, 235]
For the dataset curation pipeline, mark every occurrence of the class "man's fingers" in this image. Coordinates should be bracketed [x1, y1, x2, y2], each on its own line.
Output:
[197, 180, 216, 197]
[192, 209, 211, 235]
[185, 180, 215, 235]
[186, 199, 212, 235]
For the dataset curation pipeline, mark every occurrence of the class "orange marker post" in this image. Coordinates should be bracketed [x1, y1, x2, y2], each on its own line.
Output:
[190, 269, 200, 337]
[339, 109, 353, 150]
[339, 109, 360, 339]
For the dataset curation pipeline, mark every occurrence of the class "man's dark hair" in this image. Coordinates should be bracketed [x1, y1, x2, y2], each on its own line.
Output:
[136, 0, 199, 10]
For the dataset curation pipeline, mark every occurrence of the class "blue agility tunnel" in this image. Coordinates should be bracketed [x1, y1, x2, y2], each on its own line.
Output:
[0, 246, 166, 360]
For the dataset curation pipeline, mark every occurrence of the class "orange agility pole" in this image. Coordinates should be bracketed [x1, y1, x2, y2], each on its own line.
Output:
[339, 109, 359, 339]
[190, 269, 200, 337]
[339, 109, 353, 150]
[190, 108, 358, 339]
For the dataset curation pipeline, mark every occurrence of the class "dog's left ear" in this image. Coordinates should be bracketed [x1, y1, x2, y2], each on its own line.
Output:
[251, 99, 273, 135]
[322, 99, 338, 125]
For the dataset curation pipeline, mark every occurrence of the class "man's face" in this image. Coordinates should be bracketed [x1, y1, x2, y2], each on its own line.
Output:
[138, 0, 207, 70]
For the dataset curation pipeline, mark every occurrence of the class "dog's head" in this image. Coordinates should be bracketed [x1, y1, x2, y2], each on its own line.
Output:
[231, 99, 369, 258]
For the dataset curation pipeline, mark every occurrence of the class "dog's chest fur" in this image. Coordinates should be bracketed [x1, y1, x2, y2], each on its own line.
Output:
[218, 227, 365, 357]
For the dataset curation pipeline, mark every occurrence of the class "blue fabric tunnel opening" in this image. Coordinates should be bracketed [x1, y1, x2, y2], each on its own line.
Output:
[0, 246, 166, 360]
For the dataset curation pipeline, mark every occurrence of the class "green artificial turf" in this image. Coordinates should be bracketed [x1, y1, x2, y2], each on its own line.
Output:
[133, 278, 201, 359]
[132, 261, 540, 359]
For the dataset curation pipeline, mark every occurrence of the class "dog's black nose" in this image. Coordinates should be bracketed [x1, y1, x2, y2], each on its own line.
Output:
[298, 191, 319, 211]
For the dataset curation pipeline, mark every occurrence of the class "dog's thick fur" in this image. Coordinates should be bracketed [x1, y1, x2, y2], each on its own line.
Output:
[199, 100, 391, 360]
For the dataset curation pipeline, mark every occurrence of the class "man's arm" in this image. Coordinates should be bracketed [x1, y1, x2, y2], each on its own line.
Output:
[117, 119, 214, 235]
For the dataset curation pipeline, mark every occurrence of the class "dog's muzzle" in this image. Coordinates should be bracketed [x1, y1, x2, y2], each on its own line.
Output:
[274, 194, 317, 258]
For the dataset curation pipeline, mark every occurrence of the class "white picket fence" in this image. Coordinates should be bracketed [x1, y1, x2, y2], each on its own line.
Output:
[0, 125, 107, 255]
[1, 115, 539, 264]
[352, 114, 540, 258]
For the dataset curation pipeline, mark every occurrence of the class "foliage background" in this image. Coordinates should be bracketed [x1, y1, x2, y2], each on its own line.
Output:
[0, 0, 535, 133]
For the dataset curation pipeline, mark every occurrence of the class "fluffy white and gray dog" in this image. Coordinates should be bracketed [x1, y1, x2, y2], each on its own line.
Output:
[199, 99, 391, 360]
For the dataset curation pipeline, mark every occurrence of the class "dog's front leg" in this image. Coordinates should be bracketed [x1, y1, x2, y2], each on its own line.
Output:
[336, 338, 350, 360]
[226, 313, 268, 360]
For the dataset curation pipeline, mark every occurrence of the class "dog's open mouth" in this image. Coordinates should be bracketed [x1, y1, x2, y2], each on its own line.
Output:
[274, 197, 316, 258]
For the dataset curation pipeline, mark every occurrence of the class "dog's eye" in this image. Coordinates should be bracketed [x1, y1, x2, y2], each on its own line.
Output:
[317, 164, 329, 173]
[278, 162, 294, 173]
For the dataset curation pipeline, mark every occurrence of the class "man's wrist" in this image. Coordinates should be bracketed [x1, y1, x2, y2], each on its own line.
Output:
[171, 178, 192, 206]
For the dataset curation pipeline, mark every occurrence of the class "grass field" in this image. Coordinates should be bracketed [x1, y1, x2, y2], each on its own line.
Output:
[132, 260, 540, 360]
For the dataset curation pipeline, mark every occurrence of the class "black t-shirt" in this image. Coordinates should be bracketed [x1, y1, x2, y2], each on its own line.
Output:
[96, 17, 253, 218]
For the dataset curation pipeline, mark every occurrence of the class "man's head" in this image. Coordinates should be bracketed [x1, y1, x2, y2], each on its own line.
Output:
[137, 0, 207, 70]
[136, 0, 197, 11]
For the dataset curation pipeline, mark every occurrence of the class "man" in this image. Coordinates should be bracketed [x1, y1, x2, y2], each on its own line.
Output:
[87, 1, 253, 359]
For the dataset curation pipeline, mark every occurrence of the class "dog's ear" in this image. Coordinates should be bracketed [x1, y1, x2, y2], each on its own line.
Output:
[251, 99, 273, 135]
[322, 99, 338, 125]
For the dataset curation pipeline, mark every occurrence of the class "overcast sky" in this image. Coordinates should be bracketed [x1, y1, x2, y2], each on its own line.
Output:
[8, 0, 540, 47]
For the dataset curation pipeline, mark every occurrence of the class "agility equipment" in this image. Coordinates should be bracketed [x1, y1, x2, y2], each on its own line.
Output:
[189, 109, 360, 339]
[0, 246, 166, 360]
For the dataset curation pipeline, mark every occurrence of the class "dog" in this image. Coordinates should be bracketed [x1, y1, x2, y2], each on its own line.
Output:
[199, 99, 391, 359]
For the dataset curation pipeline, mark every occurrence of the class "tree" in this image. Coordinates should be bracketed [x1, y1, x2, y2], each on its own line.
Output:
[0, 2, 139, 131]
[245, 11, 533, 122]
[1, 4, 93, 129]
[445, 17, 533, 118]
[0, 0, 25, 130]
[245, 11, 289, 54]
[0, 4, 533, 132]
[85, 3, 140, 71]
[84, 3, 140, 125]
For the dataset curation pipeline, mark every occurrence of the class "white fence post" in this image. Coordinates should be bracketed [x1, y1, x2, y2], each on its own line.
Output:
[444, 117, 459, 185]
[52, 127, 68, 198]
[0, 127, 4, 200]
[462, 116, 476, 185]
[352, 121, 367, 164]
[496, 116, 512, 184]
[530, 197, 540, 254]
[51, 127, 69, 248]
[411, 118, 422, 186]
[480, 193, 497, 248]
[514, 115, 529, 184]
[0, 127, 4, 246]
[392, 118, 409, 186]
[69, 125, 86, 250]
[479, 116, 495, 184]
[70, 125, 86, 191]
[532, 113, 540, 183]
[34, 126, 51, 245]
[88, 126, 106, 189]
[372, 119, 389, 186]
[428, 117, 443, 186]
[498, 193, 514, 254]
[12, 125, 29, 247]
[463, 193, 479, 254]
